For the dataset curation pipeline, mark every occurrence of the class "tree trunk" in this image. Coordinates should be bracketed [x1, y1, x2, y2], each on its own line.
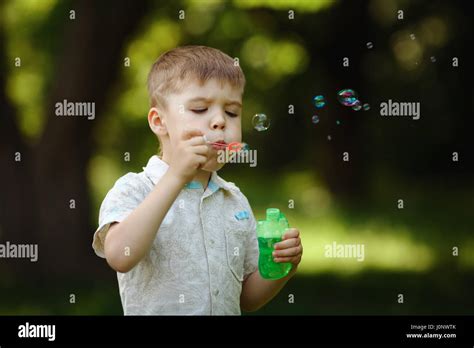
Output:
[0, 0, 149, 277]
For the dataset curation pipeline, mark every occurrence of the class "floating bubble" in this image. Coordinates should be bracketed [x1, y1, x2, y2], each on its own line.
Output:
[362, 103, 370, 111]
[313, 95, 326, 109]
[366, 42, 373, 49]
[252, 113, 270, 131]
[351, 99, 362, 111]
[336, 120, 341, 125]
[254, 124, 268, 132]
[337, 89, 359, 107]
[410, 33, 416, 40]
[430, 56, 436, 63]
[227, 142, 250, 153]
[327, 135, 332, 141]
[311, 115, 320, 124]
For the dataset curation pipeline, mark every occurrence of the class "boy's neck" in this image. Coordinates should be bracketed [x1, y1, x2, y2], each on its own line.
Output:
[192, 169, 212, 190]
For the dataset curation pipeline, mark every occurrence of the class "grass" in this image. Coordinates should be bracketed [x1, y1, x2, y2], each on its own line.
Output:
[2, 169, 472, 315]
[1, 268, 472, 315]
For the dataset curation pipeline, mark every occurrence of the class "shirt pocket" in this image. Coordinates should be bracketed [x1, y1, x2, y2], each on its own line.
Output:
[224, 227, 248, 282]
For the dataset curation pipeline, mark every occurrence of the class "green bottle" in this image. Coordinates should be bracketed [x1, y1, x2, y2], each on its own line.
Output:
[257, 208, 293, 280]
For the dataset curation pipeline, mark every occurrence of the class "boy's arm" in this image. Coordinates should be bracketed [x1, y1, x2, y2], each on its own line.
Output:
[104, 171, 185, 273]
[240, 228, 302, 312]
[104, 129, 209, 273]
[240, 266, 297, 312]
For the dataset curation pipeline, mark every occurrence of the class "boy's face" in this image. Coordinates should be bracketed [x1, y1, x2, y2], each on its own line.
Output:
[161, 78, 243, 172]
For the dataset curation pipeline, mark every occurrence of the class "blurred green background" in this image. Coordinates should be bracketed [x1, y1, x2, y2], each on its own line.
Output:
[1, 0, 473, 315]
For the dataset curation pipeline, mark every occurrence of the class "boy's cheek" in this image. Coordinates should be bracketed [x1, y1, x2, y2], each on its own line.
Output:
[227, 125, 242, 143]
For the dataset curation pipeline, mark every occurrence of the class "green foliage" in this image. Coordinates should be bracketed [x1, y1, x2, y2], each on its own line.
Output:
[2, 0, 473, 314]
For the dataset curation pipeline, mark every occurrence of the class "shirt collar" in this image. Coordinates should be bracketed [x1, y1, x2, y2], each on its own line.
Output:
[143, 155, 169, 185]
[143, 155, 232, 192]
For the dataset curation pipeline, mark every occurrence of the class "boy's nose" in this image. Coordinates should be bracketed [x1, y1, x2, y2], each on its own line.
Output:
[211, 114, 225, 130]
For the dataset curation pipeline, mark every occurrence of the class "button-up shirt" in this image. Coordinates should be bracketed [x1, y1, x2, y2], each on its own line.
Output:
[92, 155, 259, 315]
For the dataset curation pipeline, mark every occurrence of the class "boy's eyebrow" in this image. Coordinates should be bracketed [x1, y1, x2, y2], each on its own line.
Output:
[187, 97, 242, 108]
[187, 97, 211, 104]
[225, 101, 242, 108]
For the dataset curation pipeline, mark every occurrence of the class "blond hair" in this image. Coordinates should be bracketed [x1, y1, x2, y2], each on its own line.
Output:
[147, 45, 246, 110]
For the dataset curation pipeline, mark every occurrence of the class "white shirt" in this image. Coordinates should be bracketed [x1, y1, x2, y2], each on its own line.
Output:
[92, 155, 259, 315]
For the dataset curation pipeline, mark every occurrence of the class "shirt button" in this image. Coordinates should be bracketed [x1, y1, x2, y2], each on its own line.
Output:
[213, 289, 219, 296]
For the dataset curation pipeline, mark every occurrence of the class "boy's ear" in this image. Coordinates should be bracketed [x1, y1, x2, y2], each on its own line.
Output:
[148, 107, 167, 136]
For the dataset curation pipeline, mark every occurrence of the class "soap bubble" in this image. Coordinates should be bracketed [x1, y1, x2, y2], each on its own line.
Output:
[311, 115, 320, 124]
[351, 98, 362, 111]
[336, 120, 341, 125]
[227, 142, 250, 153]
[430, 56, 436, 62]
[362, 103, 370, 111]
[313, 95, 326, 109]
[337, 89, 359, 107]
[327, 135, 332, 141]
[410, 33, 416, 40]
[366, 42, 373, 49]
[252, 113, 270, 131]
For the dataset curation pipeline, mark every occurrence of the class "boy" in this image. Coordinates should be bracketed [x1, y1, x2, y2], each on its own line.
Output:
[92, 46, 303, 315]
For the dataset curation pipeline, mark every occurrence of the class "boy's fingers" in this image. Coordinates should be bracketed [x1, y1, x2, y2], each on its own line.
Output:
[274, 256, 300, 263]
[192, 145, 210, 156]
[283, 228, 300, 240]
[186, 135, 207, 146]
[273, 245, 302, 258]
[194, 154, 208, 167]
[274, 237, 300, 250]
[182, 128, 203, 140]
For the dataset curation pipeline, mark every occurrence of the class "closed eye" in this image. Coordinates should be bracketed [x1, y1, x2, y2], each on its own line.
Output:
[226, 111, 238, 117]
[191, 108, 208, 114]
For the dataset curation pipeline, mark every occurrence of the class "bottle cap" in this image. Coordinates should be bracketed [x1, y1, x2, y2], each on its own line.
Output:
[266, 208, 280, 221]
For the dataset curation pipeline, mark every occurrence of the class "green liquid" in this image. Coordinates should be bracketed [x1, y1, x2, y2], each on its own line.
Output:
[258, 237, 292, 280]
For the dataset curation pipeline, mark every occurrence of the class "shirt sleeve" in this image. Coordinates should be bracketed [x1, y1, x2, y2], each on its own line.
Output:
[243, 207, 260, 280]
[92, 173, 149, 258]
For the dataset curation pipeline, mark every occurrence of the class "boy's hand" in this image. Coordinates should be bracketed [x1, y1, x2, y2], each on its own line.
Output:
[168, 128, 210, 183]
[272, 228, 303, 268]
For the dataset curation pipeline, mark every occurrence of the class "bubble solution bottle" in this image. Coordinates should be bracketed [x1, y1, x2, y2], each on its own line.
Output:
[257, 208, 293, 280]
